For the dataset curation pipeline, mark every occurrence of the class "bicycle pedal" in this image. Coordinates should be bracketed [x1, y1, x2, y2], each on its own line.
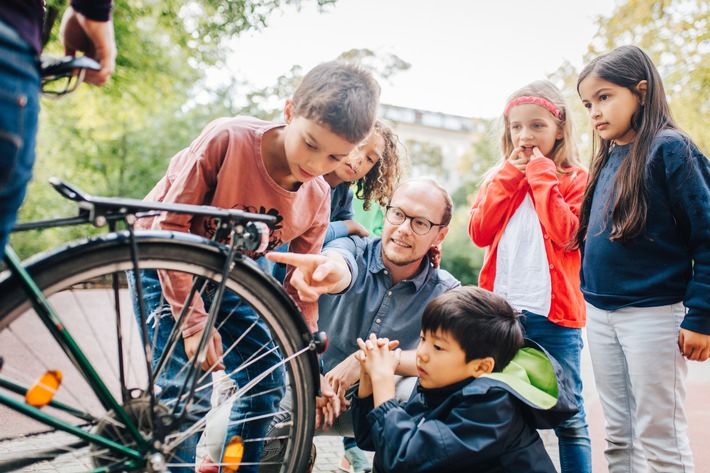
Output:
[26, 370, 62, 407]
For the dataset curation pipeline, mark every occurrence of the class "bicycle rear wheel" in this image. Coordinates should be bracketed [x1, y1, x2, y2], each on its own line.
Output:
[0, 231, 317, 473]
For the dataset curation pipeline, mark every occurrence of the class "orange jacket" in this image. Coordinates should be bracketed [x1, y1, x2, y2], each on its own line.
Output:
[469, 158, 588, 328]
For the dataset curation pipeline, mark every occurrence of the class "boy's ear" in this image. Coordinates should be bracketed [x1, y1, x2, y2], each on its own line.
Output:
[470, 357, 495, 377]
[283, 99, 294, 124]
[636, 80, 648, 105]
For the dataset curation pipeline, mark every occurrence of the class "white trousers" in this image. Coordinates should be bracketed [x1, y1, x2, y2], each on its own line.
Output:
[586, 302, 694, 472]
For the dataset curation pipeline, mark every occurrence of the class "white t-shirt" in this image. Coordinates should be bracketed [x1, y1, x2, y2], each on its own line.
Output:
[493, 194, 551, 317]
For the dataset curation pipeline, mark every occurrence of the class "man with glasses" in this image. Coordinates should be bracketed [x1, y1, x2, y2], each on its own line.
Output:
[265, 176, 460, 449]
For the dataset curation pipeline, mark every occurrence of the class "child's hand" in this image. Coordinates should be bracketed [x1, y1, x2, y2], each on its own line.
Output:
[315, 374, 340, 430]
[529, 146, 546, 160]
[678, 329, 710, 362]
[356, 334, 400, 407]
[344, 220, 369, 238]
[355, 349, 374, 398]
[356, 334, 401, 382]
[508, 147, 530, 173]
[183, 328, 225, 371]
[266, 251, 350, 301]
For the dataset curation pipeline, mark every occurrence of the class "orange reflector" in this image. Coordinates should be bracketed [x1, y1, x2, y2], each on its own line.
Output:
[26, 370, 62, 407]
[221, 436, 244, 472]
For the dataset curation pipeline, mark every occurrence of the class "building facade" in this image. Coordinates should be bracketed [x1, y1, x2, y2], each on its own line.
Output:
[379, 103, 487, 191]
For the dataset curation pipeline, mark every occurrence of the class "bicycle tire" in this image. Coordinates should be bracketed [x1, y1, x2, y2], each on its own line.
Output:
[0, 231, 317, 473]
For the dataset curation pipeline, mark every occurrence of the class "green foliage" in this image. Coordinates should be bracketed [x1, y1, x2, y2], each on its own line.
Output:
[452, 118, 498, 210]
[587, 0, 710, 152]
[439, 207, 482, 286]
[406, 140, 444, 175]
[440, 119, 498, 285]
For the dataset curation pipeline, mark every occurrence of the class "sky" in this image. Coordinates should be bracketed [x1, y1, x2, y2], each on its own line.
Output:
[225, 0, 618, 119]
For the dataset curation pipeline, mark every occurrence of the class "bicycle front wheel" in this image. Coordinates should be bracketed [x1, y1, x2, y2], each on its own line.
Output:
[0, 231, 318, 473]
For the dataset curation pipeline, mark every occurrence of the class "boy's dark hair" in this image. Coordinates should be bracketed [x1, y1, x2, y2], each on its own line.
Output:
[421, 286, 523, 372]
[291, 61, 381, 144]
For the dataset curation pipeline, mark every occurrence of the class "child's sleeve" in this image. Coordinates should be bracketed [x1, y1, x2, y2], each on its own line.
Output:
[526, 159, 587, 248]
[324, 185, 355, 244]
[154, 126, 230, 337]
[662, 139, 710, 334]
[363, 390, 519, 472]
[351, 395, 377, 451]
[469, 162, 525, 248]
[330, 186, 356, 222]
[324, 222, 349, 245]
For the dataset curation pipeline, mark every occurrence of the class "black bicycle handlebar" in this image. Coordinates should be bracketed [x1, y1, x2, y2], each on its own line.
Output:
[40, 56, 101, 80]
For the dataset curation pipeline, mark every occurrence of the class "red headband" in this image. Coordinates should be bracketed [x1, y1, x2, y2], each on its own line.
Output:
[504, 96, 563, 120]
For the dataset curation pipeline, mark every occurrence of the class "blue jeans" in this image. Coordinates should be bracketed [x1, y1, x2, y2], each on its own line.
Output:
[0, 19, 40, 252]
[522, 312, 592, 473]
[128, 269, 285, 473]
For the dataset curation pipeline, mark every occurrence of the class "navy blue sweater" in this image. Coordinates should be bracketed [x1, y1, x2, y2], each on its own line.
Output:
[581, 130, 710, 334]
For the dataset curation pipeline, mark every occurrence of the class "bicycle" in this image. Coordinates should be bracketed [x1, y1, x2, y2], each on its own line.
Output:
[0, 57, 324, 473]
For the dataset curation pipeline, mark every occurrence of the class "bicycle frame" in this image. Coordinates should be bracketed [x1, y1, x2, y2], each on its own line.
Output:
[0, 179, 322, 470]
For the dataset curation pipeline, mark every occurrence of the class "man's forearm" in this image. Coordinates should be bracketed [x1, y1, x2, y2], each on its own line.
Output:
[395, 350, 418, 377]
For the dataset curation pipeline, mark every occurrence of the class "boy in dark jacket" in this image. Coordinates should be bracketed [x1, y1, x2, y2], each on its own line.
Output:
[351, 286, 577, 473]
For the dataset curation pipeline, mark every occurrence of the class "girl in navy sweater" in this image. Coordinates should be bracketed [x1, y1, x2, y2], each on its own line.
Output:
[576, 45, 710, 472]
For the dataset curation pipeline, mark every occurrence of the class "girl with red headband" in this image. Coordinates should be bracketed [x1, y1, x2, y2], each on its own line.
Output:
[469, 80, 590, 473]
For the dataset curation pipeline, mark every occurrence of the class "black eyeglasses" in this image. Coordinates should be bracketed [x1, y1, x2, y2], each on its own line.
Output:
[385, 206, 445, 235]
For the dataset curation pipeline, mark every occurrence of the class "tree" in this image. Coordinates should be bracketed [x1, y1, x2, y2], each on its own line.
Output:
[439, 207, 483, 287]
[588, 0, 709, 151]
[406, 140, 445, 176]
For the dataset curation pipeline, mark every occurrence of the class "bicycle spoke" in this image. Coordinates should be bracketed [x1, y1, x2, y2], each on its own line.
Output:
[0, 236, 316, 472]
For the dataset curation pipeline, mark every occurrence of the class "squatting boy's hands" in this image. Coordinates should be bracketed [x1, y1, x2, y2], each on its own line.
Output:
[183, 328, 225, 372]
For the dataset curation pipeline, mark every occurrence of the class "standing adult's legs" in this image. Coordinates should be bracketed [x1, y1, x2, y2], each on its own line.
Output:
[0, 19, 40, 252]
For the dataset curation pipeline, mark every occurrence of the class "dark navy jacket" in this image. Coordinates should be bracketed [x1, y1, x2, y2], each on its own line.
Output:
[351, 340, 577, 473]
[581, 130, 710, 334]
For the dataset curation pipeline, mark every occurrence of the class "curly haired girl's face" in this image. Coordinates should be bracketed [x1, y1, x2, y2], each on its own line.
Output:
[333, 130, 384, 182]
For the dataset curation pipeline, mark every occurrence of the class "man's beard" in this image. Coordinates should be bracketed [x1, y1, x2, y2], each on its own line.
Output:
[383, 245, 419, 267]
